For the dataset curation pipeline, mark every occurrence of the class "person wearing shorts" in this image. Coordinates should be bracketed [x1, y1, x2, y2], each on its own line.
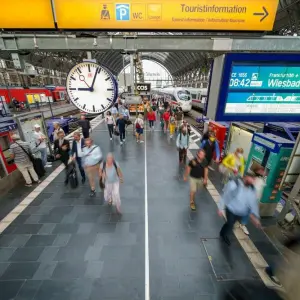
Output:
[184, 149, 208, 211]
[134, 114, 144, 143]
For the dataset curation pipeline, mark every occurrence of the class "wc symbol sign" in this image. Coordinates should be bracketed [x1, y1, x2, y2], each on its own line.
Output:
[116, 4, 130, 21]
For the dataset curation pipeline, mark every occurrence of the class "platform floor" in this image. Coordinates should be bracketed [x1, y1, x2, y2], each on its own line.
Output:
[0, 121, 280, 300]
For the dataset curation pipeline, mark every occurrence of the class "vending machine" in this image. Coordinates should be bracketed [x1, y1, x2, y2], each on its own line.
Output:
[246, 133, 294, 217]
[209, 121, 229, 160]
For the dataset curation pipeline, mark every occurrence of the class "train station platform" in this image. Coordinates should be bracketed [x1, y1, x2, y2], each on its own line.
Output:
[11, 102, 79, 119]
[0, 120, 282, 300]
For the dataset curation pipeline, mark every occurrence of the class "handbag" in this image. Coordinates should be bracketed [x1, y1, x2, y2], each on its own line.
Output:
[113, 129, 120, 136]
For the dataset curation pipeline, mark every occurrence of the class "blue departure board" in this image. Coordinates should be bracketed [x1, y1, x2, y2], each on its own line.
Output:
[225, 64, 300, 115]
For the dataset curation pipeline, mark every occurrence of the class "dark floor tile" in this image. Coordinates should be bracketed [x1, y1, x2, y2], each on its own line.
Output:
[9, 247, 44, 262]
[38, 247, 59, 262]
[15, 280, 42, 300]
[24, 235, 56, 247]
[33, 262, 57, 280]
[0, 234, 16, 247]
[0, 247, 16, 261]
[38, 224, 56, 235]
[13, 215, 30, 225]
[99, 245, 133, 260]
[51, 261, 87, 279]
[52, 224, 79, 234]
[0, 262, 10, 277]
[34, 279, 93, 300]
[12, 224, 43, 234]
[39, 213, 65, 223]
[10, 234, 31, 247]
[84, 261, 103, 278]
[66, 234, 97, 247]
[92, 222, 116, 233]
[52, 234, 71, 247]
[0, 280, 24, 300]
[29, 193, 53, 206]
[75, 213, 100, 223]
[1, 262, 40, 280]
[54, 246, 89, 261]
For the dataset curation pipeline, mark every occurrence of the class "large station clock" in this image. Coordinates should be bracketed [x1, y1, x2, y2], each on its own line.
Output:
[66, 62, 118, 114]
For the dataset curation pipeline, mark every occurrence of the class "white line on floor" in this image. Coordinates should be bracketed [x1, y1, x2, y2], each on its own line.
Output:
[0, 116, 105, 234]
[144, 125, 150, 300]
[186, 148, 280, 288]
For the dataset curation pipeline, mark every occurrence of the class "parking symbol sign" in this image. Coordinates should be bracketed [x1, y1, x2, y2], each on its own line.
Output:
[116, 4, 130, 21]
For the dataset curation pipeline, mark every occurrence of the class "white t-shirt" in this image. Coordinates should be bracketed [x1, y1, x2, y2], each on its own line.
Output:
[135, 118, 144, 128]
[33, 131, 47, 149]
[75, 139, 84, 158]
[254, 177, 266, 201]
[106, 116, 115, 125]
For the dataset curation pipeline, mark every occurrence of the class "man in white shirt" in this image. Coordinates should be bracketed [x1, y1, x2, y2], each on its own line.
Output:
[33, 124, 50, 167]
[71, 132, 86, 183]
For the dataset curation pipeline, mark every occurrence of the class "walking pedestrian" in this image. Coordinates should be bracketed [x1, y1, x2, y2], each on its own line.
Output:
[54, 131, 70, 185]
[71, 132, 86, 184]
[162, 109, 170, 133]
[116, 114, 126, 145]
[135, 114, 144, 143]
[82, 138, 102, 197]
[111, 104, 118, 119]
[218, 175, 261, 245]
[99, 153, 124, 214]
[183, 149, 208, 211]
[147, 108, 156, 131]
[200, 131, 220, 169]
[105, 111, 115, 141]
[169, 112, 176, 138]
[78, 115, 91, 139]
[9, 134, 40, 187]
[176, 128, 189, 164]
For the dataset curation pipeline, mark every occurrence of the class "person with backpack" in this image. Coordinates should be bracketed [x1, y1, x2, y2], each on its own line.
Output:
[134, 114, 144, 143]
[218, 174, 261, 245]
[82, 138, 102, 197]
[200, 131, 220, 169]
[99, 153, 124, 214]
[183, 149, 209, 211]
[176, 128, 189, 164]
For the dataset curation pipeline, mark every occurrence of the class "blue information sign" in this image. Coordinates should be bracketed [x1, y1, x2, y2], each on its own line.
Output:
[212, 53, 300, 122]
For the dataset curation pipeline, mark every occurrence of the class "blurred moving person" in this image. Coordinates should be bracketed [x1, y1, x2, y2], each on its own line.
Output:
[147, 108, 156, 131]
[135, 114, 144, 143]
[33, 124, 49, 167]
[10, 134, 40, 187]
[176, 128, 189, 165]
[54, 131, 70, 185]
[99, 153, 124, 214]
[162, 109, 170, 133]
[175, 107, 184, 130]
[169, 112, 176, 138]
[78, 115, 91, 139]
[184, 149, 208, 211]
[71, 132, 86, 184]
[111, 104, 118, 119]
[105, 111, 115, 141]
[82, 138, 102, 197]
[218, 174, 261, 245]
[200, 131, 220, 170]
[116, 114, 126, 145]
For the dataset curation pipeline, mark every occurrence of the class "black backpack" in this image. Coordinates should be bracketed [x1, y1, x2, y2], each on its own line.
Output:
[68, 164, 78, 189]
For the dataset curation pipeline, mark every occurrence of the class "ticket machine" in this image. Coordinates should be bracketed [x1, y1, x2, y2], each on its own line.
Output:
[246, 133, 294, 217]
[209, 121, 230, 160]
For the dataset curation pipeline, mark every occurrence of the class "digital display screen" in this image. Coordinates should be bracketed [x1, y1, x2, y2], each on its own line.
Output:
[225, 64, 300, 115]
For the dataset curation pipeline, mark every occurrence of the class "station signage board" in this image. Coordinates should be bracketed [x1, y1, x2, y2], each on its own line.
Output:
[206, 53, 300, 122]
[54, 0, 279, 31]
[0, 0, 55, 29]
[136, 83, 151, 92]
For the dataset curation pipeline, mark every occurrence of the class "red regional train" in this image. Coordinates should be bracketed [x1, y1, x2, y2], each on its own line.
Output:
[0, 86, 67, 106]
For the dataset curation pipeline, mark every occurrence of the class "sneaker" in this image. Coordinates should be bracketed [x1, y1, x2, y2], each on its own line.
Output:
[140, 140, 144, 143]
[35, 180, 41, 184]
[190, 203, 196, 211]
[265, 268, 282, 286]
[110, 138, 112, 141]
[120, 141, 123, 145]
[45, 165, 52, 168]
[25, 183, 32, 187]
[123, 139, 126, 142]
[208, 166, 215, 171]
[240, 225, 249, 235]
[89, 190, 96, 197]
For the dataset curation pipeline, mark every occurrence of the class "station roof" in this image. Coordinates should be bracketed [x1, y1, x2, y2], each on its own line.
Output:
[0, 0, 299, 76]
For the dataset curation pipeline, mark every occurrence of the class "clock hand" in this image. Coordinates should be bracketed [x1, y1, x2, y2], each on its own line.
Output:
[90, 68, 99, 90]
[77, 88, 91, 91]
[79, 75, 91, 90]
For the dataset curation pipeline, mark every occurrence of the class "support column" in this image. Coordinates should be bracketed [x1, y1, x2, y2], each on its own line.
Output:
[130, 54, 135, 93]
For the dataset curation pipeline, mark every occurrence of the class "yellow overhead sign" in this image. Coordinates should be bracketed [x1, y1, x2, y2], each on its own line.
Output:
[0, 0, 55, 29]
[54, 0, 279, 31]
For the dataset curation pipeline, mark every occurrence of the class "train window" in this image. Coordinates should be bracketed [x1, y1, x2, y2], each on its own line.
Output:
[191, 93, 197, 100]
[177, 90, 191, 101]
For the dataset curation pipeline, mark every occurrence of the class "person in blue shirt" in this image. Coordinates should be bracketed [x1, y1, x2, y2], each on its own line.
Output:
[200, 131, 220, 166]
[116, 114, 126, 145]
[218, 175, 261, 245]
[111, 104, 118, 119]
[82, 138, 102, 197]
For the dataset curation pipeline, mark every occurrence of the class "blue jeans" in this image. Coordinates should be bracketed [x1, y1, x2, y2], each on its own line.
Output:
[39, 147, 48, 166]
[76, 157, 85, 179]
[241, 214, 250, 226]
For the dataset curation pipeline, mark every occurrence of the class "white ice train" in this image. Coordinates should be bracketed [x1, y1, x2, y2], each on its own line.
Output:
[187, 88, 208, 111]
[152, 87, 192, 113]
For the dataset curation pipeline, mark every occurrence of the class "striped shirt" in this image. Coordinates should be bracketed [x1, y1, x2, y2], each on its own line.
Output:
[10, 141, 31, 164]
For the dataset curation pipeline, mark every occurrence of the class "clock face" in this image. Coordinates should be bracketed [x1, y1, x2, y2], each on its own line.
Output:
[66, 62, 118, 114]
